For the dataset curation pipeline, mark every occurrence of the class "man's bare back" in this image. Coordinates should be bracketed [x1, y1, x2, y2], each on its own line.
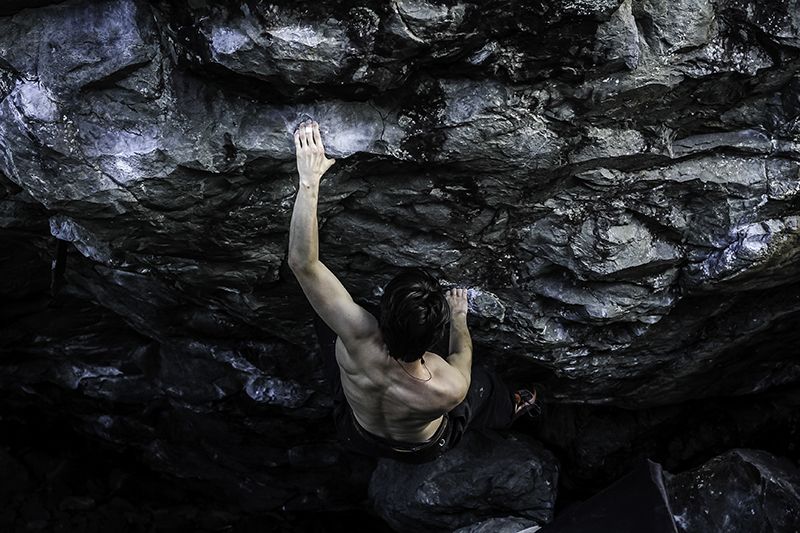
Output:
[335, 334, 457, 442]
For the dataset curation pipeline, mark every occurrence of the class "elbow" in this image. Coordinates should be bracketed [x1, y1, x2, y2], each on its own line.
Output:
[288, 256, 316, 275]
[461, 375, 471, 401]
[453, 377, 470, 406]
[288, 255, 302, 273]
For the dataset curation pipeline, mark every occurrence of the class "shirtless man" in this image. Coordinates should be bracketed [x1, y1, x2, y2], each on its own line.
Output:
[288, 119, 537, 463]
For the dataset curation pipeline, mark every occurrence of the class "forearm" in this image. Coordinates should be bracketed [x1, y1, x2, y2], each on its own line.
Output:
[447, 313, 472, 380]
[288, 181, 320, 269]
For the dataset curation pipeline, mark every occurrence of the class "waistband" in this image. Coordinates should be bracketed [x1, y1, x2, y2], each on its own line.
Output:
[350, 411, 450, 454]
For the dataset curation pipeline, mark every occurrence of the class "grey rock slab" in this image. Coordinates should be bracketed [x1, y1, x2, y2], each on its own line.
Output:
[369, 431, 558, 532]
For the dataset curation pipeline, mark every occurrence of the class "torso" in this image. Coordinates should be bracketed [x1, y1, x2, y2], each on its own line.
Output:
[335, 335, 457, 442]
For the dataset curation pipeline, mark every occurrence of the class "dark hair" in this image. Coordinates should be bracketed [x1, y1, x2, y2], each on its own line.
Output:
[379, 268, 449, 362]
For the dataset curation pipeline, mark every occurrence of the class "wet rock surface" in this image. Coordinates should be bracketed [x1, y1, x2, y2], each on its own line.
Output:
[2, 0, 800, 530]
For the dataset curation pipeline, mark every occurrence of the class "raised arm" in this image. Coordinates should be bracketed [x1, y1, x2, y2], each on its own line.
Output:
[445, 288, 473, 391]
[288, 120, 377, 344]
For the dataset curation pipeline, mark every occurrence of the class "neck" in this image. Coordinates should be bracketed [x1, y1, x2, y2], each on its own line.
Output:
[394, 356, 432, 382]
[399, 358, 423, 370]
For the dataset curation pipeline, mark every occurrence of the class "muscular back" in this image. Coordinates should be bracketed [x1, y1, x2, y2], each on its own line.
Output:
[335, 333, 465, 442]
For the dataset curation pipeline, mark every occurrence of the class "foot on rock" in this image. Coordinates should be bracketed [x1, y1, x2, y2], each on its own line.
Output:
[512, 388, 541, 422]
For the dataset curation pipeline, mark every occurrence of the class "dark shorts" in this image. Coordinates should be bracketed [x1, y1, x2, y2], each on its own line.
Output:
[313, 310, 514, 464]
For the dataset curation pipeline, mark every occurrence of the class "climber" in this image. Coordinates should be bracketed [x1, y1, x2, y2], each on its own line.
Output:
[287, 119, 539, 463]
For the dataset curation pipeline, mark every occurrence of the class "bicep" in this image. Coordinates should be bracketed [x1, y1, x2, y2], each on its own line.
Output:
[292, 260, 378, 344]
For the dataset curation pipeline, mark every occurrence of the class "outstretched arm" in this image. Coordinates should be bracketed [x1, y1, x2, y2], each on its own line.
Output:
[288, 120, 377, 345]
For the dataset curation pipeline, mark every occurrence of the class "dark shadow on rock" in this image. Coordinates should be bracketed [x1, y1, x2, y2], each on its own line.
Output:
[530, 382, 800, 503]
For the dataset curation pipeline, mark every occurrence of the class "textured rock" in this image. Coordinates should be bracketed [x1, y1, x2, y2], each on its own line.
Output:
[665, 449, 800, 533]
[369, 431, 558, 532]
[454, 516, 540, 533]
[2, 0, 799, 409]
[2, 0, 800, 528]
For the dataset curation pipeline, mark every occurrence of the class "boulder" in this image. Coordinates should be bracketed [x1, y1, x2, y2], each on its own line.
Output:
[369, 431, 558, 532]
[666, 449, 800, 533]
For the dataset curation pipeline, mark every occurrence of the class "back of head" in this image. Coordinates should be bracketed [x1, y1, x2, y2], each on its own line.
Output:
[379, 268, 449, 363]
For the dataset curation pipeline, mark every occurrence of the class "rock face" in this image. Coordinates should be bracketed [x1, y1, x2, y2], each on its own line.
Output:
[369, 431, 558, 532]
[665, 449, 800, 533]
[1, 0, 800, 529]
[2, 0, 800, 407]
